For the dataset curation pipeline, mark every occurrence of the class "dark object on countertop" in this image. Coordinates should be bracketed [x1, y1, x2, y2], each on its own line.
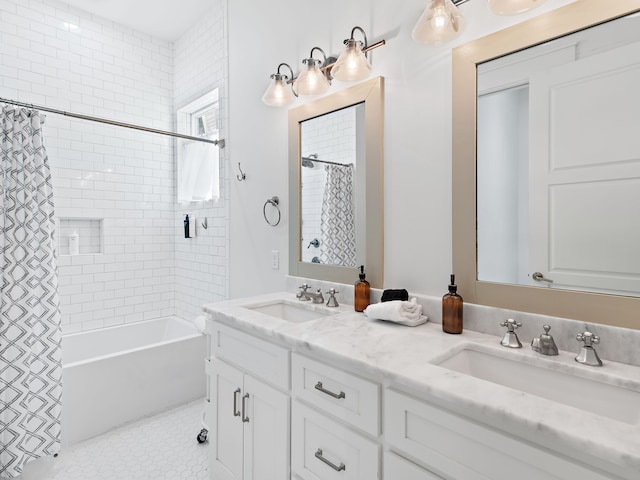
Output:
[442, 274, 463, 334]
[381, 289, 409, 302]
[354, 265, 371, 312]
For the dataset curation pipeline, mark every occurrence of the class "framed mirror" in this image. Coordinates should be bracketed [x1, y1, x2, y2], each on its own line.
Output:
[289, 77, 384, 287]
[453, 0, 640, 329]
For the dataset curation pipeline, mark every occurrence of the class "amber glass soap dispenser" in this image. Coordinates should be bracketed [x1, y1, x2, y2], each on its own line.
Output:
[354, 265, 370, 312]
[442, 274, 463, 334]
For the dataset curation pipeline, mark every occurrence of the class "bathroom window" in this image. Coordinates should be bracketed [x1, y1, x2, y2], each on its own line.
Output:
[176, 90, 220, 203]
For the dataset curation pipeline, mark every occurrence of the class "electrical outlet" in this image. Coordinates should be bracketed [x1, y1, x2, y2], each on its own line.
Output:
[271, 250, 279, 270]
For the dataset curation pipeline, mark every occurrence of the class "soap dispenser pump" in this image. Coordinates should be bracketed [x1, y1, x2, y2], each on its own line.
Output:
[442, 274, 463, 334]
[354, 265, 370, 312]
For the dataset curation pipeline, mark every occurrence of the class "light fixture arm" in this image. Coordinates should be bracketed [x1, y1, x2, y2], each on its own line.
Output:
[276, 62, 295, 83]
[349, 26, 369, 58]
[308, 47, 328, 67]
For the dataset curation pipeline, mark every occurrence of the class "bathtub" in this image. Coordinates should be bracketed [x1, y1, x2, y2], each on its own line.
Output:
[61, 316, 206, 446]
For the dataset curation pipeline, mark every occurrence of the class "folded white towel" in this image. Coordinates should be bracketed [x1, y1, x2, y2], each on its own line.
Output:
[193, 315, 207, 333]
[363, 298, 428, 327]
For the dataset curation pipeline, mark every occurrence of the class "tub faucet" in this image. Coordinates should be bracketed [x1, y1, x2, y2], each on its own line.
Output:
[499, 319, 523, 348]
[575, 331, 603, 366]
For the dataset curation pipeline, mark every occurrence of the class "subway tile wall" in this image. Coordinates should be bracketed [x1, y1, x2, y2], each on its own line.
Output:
[173, 1, 229, 321]
[1, 0, 176, 333]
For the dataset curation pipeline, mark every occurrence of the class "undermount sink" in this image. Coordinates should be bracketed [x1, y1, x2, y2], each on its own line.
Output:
[436, 347, 640, 425]
[243, 300, 335, 323]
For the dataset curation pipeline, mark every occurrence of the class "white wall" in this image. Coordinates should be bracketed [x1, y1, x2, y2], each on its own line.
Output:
[173, 1, 228, 320]
[0, 0, 176, 333]
[227, 0, 576, 299]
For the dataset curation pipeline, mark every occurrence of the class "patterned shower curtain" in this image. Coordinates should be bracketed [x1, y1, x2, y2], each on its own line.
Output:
[0, 105, 62, 478]
[319, 164, 356, 267]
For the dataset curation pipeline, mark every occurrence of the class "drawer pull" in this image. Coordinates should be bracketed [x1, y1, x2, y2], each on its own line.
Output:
[233, 388, 241, 417]
[315, 448, 346, 472]
[242, 393, 250, 423]
[315, 381, 346, 399]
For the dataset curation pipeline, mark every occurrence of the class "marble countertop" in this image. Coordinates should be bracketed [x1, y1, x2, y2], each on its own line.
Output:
[203, 292, 640, 475]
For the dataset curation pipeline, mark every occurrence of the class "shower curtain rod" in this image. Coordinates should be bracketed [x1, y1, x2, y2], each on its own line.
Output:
[0, 97, 225, 148]
[302, 156, 352, 167]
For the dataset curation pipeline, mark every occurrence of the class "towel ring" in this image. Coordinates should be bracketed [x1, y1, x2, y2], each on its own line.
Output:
[263, 196, 281, 226]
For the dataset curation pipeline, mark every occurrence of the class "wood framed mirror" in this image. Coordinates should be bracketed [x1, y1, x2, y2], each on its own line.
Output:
[453, 0, 640, 329]
[288, 77, 384, 287]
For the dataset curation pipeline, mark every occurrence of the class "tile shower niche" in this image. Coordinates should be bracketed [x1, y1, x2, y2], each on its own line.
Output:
[59, 218, 103, 256]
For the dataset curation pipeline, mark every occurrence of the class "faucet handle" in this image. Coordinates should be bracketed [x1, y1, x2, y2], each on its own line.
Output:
[575, 331, 603, 366]
[500, 318, 522, 332]
[325, 288, 339, 307]
[576, 331, 600, 347]
[299, 283, 310, 292]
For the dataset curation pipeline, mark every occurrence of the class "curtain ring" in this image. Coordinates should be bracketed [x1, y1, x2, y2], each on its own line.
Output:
[263, 196, 281, 226]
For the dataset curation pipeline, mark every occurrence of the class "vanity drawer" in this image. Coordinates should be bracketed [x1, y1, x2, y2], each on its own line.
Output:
[384, 389, 612, 480]
[209, 321, 289, 390]
[292, 353, 380, 436]
[383, 452, 444, 480]
[292, 400, 379, 480]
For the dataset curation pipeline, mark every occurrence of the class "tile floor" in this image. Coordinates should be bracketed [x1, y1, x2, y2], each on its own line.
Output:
[23, 400, 209, 480]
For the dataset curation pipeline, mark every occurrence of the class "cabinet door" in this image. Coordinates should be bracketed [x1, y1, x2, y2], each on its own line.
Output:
[243, 374, 290, 480]
[384, 452, 443, 480]
[210, 360, 245, 480]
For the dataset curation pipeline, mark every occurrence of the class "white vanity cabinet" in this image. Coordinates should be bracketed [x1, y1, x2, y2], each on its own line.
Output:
[384, 388, 615, 480]
[291, 353, 381, 480]
[207, 322, 290, 480]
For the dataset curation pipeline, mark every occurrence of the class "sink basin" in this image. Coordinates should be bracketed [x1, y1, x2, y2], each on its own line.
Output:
[437, 347, 640, 425]
[243, 300, 335, 323]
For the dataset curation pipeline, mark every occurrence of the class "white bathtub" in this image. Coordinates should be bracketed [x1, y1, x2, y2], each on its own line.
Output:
[61, 316, 206, 446]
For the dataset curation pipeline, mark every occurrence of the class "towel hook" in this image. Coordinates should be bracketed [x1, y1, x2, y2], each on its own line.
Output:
[263, 196, 281, 226]
[236, 162, 246, 182]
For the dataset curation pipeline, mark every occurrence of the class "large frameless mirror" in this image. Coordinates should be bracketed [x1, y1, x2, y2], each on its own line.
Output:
[289, 77, 384, 287]
[453, 0, 640, 329]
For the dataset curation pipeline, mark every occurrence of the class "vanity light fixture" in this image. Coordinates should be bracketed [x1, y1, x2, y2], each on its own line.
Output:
[412, 0, 550, 45]
[293, 47, 331, 97]
[262, 63, 297, 107]
[331, 27, 372, 82]
[262, 27, 386, 107]
[488, 0, 549, 16]
[412, 0, 466, 45]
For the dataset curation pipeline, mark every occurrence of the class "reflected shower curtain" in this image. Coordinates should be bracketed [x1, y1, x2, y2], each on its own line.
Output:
[319, 164, 356, 267]
[0, 105, 62, 478]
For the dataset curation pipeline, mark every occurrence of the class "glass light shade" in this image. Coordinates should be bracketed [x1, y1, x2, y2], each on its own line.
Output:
[331, 40, 372, 82]
[488, 0, 549, 16]
[293, 59, 330, 96]
[412, 0, 465, 45]
[262, 74, 296, 107]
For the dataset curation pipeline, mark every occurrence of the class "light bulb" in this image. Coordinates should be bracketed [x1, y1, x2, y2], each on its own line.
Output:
[330, 39, 372, 82]
[293, 59, 330, 96]
[412, 0, 465, 45]
[262, 74, 295, 107]
[431, 5, 448, 30]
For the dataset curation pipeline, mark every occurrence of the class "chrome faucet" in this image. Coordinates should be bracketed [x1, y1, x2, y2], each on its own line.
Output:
[499, 319, 522, 348]
[296, 284, 311, 301]
[325, 288, 339, 307]
[531, 325, 559, 356]
[575, 331, 603, 366]
[296, 284, 325, 304]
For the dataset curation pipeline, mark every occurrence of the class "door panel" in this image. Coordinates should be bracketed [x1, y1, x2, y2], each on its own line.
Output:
[210, 360, 244, 480]
[529, 41, 640, 294]
[243, 375, 290, 480]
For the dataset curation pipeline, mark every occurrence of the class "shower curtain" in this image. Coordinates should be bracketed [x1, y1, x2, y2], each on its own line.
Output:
[0, 105, 62, 478]
[319, 164, 356, 267]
